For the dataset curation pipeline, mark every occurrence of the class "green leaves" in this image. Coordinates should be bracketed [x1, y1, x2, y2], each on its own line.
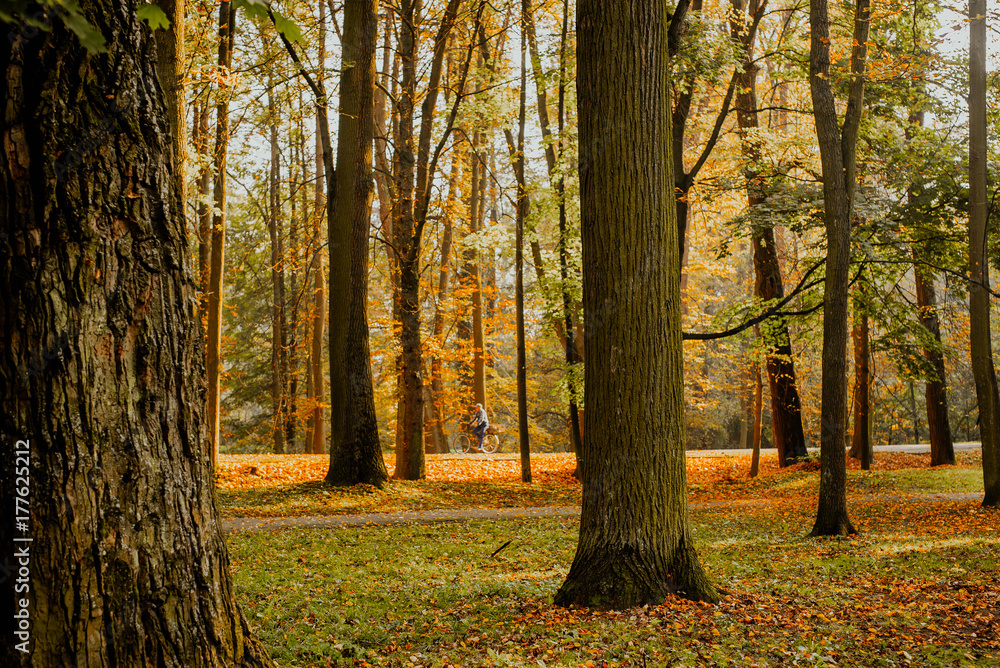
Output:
[136, 4, 170, 31]
[232, 0, 303, 43]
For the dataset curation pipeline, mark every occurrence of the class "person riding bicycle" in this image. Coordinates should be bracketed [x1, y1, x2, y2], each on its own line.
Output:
[470, 403, 489, 452]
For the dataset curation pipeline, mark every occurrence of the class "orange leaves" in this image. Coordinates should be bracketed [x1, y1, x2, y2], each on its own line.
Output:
[216, 453, 580, 489]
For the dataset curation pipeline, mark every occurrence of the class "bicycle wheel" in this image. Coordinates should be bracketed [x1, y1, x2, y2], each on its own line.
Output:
[482, 434, 500, 454]
[458, 433, 474, 453]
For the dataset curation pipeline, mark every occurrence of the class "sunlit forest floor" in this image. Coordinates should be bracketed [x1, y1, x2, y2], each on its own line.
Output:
[216, 450, 983, 518]
[223, 450, 998, 667]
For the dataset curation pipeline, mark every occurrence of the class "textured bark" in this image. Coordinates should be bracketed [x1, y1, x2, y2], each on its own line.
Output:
[326, 0, 389, 488]
[392, 0, 425, 480]
[809, 0, 869, 536]
[969, 0, 1000, 506]
[207, 1, 236, 466]
[152, 0, 186, 231]
[0, 3, 273, 665]
[849, 293, 871, 470]
[555, 0, 718, 608]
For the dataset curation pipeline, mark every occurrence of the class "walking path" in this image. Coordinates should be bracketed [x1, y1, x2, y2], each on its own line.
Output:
[222, 442, 985, 533]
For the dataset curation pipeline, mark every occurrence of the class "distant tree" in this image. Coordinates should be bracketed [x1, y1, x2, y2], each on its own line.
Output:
[554, 0, 718, 608]
[809, 0, 870, 536]
[0, 2, 273, 664]
[729, 0, 809, 467]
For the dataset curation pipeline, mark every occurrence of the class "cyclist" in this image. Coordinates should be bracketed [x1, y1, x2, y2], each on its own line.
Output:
[470, 403, 489, 452]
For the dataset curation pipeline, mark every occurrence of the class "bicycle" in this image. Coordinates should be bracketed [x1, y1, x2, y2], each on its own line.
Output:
[457, 425, 500, 454]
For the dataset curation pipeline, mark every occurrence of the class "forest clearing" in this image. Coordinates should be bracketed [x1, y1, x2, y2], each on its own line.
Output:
[224, 452, 999, 667]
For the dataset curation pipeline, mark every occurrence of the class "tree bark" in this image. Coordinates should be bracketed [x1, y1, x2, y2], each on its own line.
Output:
[207, 0, 236, 467]
[849, 288, 871, 470]
[968, 0, 1000, 506]
[326, 0, 389, 488]
[809, 0, 869, 536]
[750, 359, 763, 478]
[152, 0, 186, 232]
[306, 3, 327, 454]
[392, 0, 465, 480]
[267, 88, 287, 455]
[913, 256, 954, 465]
[730, 0, 808, 467]
[554, 0, 718, 608]
[195, 99, 212, 324]
[0, 3, 273, 664]
[516, 0, 532, 483]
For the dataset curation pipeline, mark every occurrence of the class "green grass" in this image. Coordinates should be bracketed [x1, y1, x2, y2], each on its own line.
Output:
[218, 479, 582, 518]
[228, 494, 1000, 667]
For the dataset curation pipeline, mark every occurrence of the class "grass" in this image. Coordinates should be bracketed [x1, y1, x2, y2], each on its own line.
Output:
[225, 452, 999, 667]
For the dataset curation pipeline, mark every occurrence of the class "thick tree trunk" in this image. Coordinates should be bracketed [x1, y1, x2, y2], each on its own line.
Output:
[968, 0, 1000, 506]
[730, 0, 807, 467]
[809, 0, 869, 536]
[207, 0, 236, 467]
[0, 3, 273, 665]
[326, 0, 389, 488]
[555, 0, 718, 608]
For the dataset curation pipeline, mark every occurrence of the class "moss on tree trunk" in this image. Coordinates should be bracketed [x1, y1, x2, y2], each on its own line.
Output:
[554, 0, 718, 609]
[0, 2, 273, 665]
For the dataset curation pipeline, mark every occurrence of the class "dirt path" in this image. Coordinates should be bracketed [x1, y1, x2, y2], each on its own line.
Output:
[221, 491, 987, 533]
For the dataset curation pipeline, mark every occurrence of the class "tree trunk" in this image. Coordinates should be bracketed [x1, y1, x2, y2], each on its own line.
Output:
[326, 0, 389, 488]
[207, 0, 236, 467]
[516, 0, 532, 483]
[267, 89, 286, 455]
[469, 131, 488, 408]
[554, 0, 718, 608]
[914, 262, 954, 465]
[306, 4, 327, 454]
[750, 359, 763, 478]
[730, 0, 807, 467]
[392, 0, 465, 479]
[196, 99, 212, 324]
[392, 0, 424, 480]
[968, 0, 1000, 506]
[809, 0, 869, 536]
[152, 0, 186, 232]
[0, 3, 273, 664]
[849, 290, 871, 470]
[429, 155, 461, 454]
